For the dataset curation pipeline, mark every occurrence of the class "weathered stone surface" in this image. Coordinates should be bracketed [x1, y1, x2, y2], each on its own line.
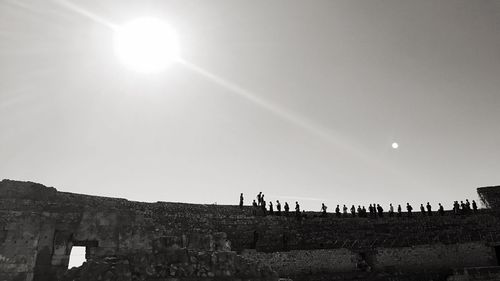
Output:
[478, 185, 500, 209]
[1, 179, 500, 281]
[60, 248, 276, 281]
[62, 257, 132, 281]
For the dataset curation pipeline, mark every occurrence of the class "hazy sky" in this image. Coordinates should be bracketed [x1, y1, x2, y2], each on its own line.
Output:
[1, 0, 499, 210]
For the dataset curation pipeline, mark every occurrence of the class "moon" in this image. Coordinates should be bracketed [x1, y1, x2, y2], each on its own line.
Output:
[113, 18, 180, 73]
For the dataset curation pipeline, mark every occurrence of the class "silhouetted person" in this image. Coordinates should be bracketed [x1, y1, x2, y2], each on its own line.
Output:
[406, 203, 413, 217]
[461, 200, 468, 214]
[295, 201, 300, 217]
[239, 193, 244, 208]
[261, 199, 267, 215]
[389, 204, 394, 217]
[362, 206, 367, 217]
[472, 200, 478, 213]
[261, 194, 266, 206]
[335, 205, 341, 217]
[351, 205, 356, 217]
[453, 201, 460, 215]
[377, 204, 383, 217]
[420, 204, 425, 216]
[269, 201, 274, 215]
[438, 203, 445, 216]
[356, 205, 362, 217]
[257, 192, 262, 206]
[397, 204, 402, 217]
[426, 202, 432, 216]
[321, 203, 327, 217]
[343, 204, 348, 216]
[466, 199, 471, 213]
[252, 199, 258, 215]
[284, 202, 290, 216]
[276, 200, 281, 216]
[369, 204, 374, 217]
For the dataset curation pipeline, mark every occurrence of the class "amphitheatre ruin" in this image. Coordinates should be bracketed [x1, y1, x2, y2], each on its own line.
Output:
[2, 179, 500, 281]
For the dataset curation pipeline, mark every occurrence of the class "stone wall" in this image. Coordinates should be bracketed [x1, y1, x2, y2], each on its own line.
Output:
[61, 236, 277, 281]
[478, 185, 500, 209]
[374, 242, 496, 271]
[1, 179, 500, 281]
[448, 266, 500, 281]
[240, 242, 497, 279]
[242, 248, 360, 276]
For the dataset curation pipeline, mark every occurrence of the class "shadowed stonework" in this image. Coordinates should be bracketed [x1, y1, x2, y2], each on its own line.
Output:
[1, 179, 500, 281]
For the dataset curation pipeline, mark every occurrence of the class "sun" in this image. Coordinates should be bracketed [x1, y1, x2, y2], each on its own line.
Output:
[113, 18, 180, 73]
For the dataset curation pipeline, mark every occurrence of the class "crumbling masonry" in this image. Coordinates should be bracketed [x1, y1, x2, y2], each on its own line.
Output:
[2, 179, 500, 281]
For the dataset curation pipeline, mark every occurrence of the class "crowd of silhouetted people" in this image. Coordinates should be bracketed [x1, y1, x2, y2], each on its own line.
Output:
[239, 192, 480, 219]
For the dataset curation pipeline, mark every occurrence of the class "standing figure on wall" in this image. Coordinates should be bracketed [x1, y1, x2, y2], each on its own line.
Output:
[376, 204, 383, 217]
[321, 203, 327, 217]
[269, 201, 274, 215]
[420, 204, 426, 216]
[438, 203, 445, 216]
[453, 201, 460, 214]
[239, 193, 244, 209]
[472, 200, 478, 213]
[460, 201, 466, 214]
[284, 202, 290, 216]
[252, 200, 258, 215]
[295, 201, 300, 217]
[276, 200, 281, 216]
[406, 203, 413, 217]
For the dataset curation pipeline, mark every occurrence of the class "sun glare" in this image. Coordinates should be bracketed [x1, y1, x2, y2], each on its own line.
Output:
[113, 18, 180, 73]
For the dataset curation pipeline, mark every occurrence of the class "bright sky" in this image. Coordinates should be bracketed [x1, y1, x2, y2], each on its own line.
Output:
[68, 246, 86, 268]
[1, 0, 500, 211]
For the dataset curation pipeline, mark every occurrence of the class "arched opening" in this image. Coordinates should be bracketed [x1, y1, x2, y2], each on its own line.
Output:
[68, 246, 86, 269]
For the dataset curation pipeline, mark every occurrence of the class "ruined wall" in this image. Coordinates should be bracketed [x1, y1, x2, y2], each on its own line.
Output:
[1, 180, 500, 281]
[242, 248, 360, 276]
[478, 185, 500, 209]
[374, 242, 495, 271]
[60, 235, 277, 281]
[241, 242, 497, 280]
